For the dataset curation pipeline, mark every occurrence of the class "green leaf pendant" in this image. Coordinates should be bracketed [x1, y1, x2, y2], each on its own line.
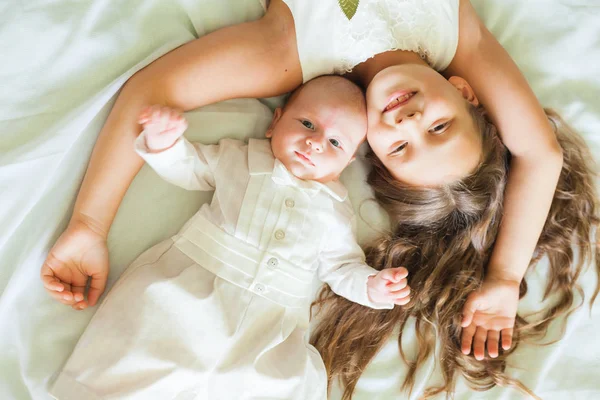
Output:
[339, 0, 360, 20]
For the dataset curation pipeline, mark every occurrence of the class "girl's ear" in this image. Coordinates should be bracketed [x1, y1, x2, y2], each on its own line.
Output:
[266, 108, 283, 138]
[448, 76, 479, 106]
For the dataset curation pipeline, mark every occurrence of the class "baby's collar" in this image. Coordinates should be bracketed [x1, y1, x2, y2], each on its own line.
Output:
[248, 139, 348, 202]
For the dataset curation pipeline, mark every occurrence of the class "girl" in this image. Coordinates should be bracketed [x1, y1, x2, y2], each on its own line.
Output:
[311, 104, 599, 398]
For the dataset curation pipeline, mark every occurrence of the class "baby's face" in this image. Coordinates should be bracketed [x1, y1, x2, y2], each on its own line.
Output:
[267, 84, 367, 183]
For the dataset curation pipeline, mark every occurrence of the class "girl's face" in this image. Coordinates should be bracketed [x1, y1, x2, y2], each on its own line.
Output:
[366, 64, 482, 186]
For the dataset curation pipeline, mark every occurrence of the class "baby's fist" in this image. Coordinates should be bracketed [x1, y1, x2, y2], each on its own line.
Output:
[367, 267, 411, 306]
[138, 105, 188, 152]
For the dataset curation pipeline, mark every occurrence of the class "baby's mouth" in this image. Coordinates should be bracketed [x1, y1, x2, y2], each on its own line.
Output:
[295, 151, 315, 166]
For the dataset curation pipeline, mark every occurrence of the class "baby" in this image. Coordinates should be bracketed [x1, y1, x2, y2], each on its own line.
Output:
[49, 76, 410, 400]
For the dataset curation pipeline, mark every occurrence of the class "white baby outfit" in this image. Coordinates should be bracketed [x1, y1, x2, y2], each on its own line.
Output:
[280, 0, 460, 81]
[50, 135, 392, 400]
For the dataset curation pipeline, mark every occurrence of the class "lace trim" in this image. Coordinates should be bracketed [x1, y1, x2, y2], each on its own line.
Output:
[333, 0, 440, 74]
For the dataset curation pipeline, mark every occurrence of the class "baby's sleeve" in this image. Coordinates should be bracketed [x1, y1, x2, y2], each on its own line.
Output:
[134, 131, 221, 191]
[317, 214, 394, 310]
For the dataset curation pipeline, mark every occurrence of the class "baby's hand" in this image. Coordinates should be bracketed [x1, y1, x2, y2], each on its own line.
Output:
[367, 267, 411, 306]
[138, 105, 188, 152]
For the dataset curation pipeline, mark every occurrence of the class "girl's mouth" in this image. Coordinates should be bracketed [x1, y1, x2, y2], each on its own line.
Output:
[384, 91, 417, 113]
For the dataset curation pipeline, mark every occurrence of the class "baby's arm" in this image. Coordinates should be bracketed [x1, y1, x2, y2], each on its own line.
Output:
[318, 215, 410, 309]
[446, 0, 563, 357]
[135, 106, 216, 191]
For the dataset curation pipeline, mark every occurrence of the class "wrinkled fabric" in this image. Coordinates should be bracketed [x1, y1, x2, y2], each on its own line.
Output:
[1, 0, 599, 399]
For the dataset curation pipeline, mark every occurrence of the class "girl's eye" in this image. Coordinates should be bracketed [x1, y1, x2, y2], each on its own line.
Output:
[392, 142, 408, 154]
[429, 121, 450, 135]
[329, 138, 341, 148]
[301, 120, 314, 130]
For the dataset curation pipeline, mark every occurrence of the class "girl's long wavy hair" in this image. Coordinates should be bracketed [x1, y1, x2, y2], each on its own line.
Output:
[310, 106, 599, 399]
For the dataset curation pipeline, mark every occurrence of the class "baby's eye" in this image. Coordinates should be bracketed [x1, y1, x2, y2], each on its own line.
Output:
[429, 121, 450, 135]
[301, 120, 314, 130]
[329, 138, 341, 148]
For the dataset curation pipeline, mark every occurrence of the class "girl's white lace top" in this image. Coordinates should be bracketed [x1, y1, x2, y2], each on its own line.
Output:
[281, 0, 460, 82]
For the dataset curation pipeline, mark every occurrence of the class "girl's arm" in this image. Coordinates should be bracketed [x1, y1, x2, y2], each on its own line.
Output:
[74, 0, 301, 236]
[445, 0, 563, 358]
[41, 0, 302, 308]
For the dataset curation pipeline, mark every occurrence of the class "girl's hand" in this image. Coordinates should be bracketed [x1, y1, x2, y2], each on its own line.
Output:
[138, 105, 188, 152]
[460, 276, 520, 360]
[367, 267, 411, 306]
[40, 219, 109, 310]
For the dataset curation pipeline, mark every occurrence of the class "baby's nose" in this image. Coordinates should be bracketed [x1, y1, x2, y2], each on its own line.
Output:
[306, 137, 323, 152]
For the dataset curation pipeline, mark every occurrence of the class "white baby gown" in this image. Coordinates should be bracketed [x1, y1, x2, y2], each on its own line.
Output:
[50, 136, 392, 400]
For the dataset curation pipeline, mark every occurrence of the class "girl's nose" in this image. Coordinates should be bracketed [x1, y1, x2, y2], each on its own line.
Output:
[397, 110, 422, 124]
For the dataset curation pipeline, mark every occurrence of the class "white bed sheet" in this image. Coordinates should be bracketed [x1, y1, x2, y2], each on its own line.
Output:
[0, 0, 599, 399]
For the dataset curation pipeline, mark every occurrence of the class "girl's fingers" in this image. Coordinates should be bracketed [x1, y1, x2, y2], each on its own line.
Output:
[69, 272, 89, 303]
[72, 300, 89, 311]
[501, 328, 513, 350]
[461, 324, 476, 355]
[48, 290, 76, 305]
[72, 288, 85, 303]
[71, 281, 86, 302]
[87, 272, 108, 307]
[487, 330, 500, 358]
[40, 261, 66, 292]
[41, 273, 64, 292]
[473, 326, 488, 360]
[61, 291, 74, 301]
[57, 282, 74, 301]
